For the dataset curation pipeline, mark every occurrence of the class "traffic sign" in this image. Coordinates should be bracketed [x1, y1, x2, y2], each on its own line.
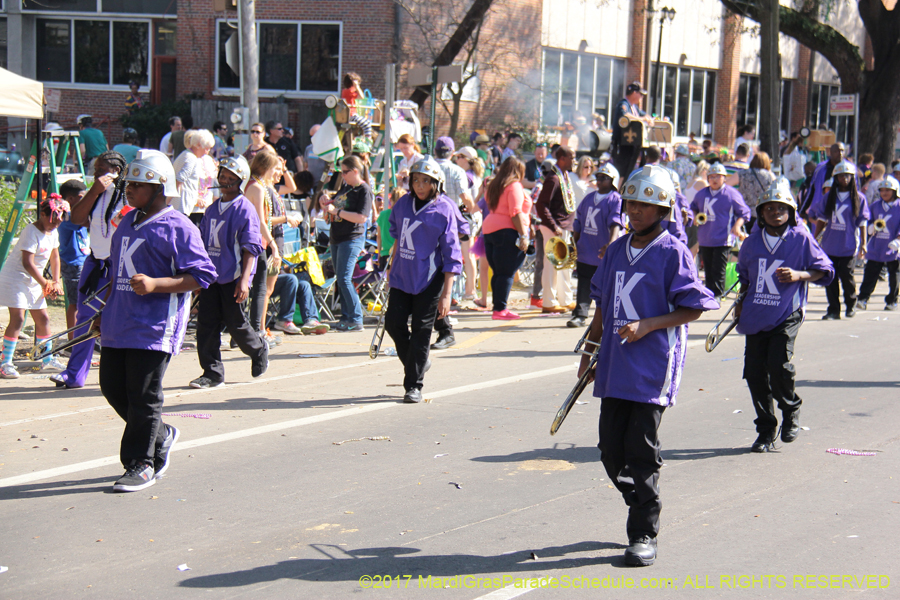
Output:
[829, 94, 855, 116]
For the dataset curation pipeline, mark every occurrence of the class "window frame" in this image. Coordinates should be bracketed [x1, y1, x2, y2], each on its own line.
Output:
[22, 0, 173, 18]
[33, 15, 158, 91]
[214, 18, 342, 99]
[652, 64, 717, 140]
[539, 46, 626, 129]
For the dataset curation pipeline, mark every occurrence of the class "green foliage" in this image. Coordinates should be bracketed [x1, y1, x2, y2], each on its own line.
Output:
[0, 179, 27, 238]
[120, 97, 192, 145]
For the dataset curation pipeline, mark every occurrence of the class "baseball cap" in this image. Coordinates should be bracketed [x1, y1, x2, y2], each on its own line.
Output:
[455, 146, 478, 161]
[626, 82, 648, 95]
[435, 136, 455, 155]
[475, 134, 490, 145]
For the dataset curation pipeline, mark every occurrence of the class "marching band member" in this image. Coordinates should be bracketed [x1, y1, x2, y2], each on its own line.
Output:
[191, 157, 269, 389]
[689, 162, 750, 299]
[578, 165, 718, 566]
[809, 160, 869, 319]
[385, 157, 462, 404]
[100, 150, 216, 491]
[535, 146, 576, 313]
[735, 180, 833, 453]
[858, 177, 900, 311]
[567, 163, 623, 328]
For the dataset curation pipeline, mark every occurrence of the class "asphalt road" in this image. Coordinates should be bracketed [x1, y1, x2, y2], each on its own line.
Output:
[0, 282, 896, 599]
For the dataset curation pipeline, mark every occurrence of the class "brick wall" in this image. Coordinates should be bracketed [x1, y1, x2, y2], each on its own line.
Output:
[627, 0, 648, 87]
[713, 11, 742, 148]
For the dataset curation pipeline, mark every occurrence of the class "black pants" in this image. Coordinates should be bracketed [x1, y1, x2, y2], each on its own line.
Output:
[484, 228, 527, 311]
[859, 259, 899, 305]
[385, 274, 443, 391]
[598, 397, 665, 540]
[699, 246, 730, 298]
[434, 315, 452, 335]
[197, 280, 267, 383]
[825, 255, 857, 315]
[613, 144, 639, 184]
[248, 254, 269, 331]
[99, 347, 171, 468]
[573, 261, 598, 318]
[743, 310, 803, 437]
[532, 228, 544, 299]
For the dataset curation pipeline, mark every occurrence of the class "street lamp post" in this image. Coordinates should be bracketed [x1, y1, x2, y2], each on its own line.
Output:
[652, 7, 676, 117]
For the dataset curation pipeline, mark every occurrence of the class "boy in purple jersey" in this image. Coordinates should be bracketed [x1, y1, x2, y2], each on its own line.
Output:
[191, 157, 269, 389]
[690, 161, 750, 298]
[858, 177, 900, 311]
[385, 156, 462, 404]
[735, 180, 833, 453]
[579, 166, 718, 566]
[568, 163, 623, 328]
[101, 150, 217, 493]
[810, 160, 869, 319]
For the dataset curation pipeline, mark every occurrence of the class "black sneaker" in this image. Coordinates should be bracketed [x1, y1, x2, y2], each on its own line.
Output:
[430, 331, 456, 350]
[857, 299, 868, 311]
[751, 432, 777, 453]
[113, 462, 156, 492]
[154, 424, 180, 479]
[781, 410, 800, 443]
[845, 307, 856, 318]
[566, 316, 586, 328]
[624, 535, 657, 566]
[403, 388, 423, 403]
[821, 312, 840, 321]
[189, 376, 223, 389]
[887, 303, 898, 311]
[252, 339, 269, 378]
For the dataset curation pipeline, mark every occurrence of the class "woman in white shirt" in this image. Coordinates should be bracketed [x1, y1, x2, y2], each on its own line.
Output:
[395, 133, 423, 189]
[173, 129, 216, 216]
[571, 155, 596, 207]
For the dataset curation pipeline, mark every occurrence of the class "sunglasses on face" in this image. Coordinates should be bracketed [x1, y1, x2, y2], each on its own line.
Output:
[251, 130, 263, 134]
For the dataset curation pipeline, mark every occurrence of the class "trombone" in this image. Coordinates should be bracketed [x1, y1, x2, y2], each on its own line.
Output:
[369, 250, 394, 359]
[30, 282, 111, 361]
[705, 280, 743, 353]
[550, 326, 600, 435]
[695, 212, 708, 226]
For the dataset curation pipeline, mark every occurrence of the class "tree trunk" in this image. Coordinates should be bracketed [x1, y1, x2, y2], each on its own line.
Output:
[449, 92, 462, 138]
[858, 71, 900, 163]
[757, 0, 781, 166]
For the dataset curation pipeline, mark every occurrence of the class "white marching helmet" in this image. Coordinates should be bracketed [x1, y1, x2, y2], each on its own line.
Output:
[594, 162, 619, 183]
[832, 160, 857, 178]
[621, 165, 676, 208]
[125, 149, 177, 198]
[410, 155, 446, 194]
[708, 162, 728, 177]
[758, 177, 798, 211]
[219, 155, 251, 190]
[878, 176, 900, 194]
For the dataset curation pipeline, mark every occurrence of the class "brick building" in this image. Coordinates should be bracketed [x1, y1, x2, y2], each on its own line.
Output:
[0, 0, 869, 153]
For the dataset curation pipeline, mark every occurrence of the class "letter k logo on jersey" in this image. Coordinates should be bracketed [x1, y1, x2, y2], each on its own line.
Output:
[755, 258, 783, 295]
[585, 207, 600, 231]
[208, 219, 225, 248]
[116, 237, 145, 278]
[614, 271, 645, 320]
[832, 204, 849, 226]
[399, 218, 422, 249]
[703, 197, 718, 221]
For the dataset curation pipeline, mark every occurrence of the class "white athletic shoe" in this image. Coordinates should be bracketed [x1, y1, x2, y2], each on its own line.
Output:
[0, 363, 19, 379]
[40, 357, 67, 373]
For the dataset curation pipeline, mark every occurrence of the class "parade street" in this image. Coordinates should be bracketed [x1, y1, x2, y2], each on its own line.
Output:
[0, 284, 896, 599]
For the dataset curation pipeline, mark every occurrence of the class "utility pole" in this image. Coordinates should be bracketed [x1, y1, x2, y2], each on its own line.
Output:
[758, 0, 781, 168]
[238, 0, 259, 124]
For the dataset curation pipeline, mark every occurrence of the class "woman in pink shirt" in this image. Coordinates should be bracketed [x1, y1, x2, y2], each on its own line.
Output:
[482, 157, 532, 319]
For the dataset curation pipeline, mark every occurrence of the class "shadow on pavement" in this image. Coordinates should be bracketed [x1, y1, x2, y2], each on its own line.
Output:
[180, 541, 626, 588]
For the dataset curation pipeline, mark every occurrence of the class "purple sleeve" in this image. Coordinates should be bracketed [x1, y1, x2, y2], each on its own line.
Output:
[689, 192, 702, 215]
[803, 230, 835, 287]
[238, 203, 264, 256]
[589, 243, 613, 303]
[734, 192, 751, 221]
[607, 192, 625, 229]
[667, 244, 720, 311]
[573, 195, 587, 235]
[737, 239, 750, 286]
[173, 219, 218, 289]
[440, 209, 463, 275]
[856, 196, 871, 227]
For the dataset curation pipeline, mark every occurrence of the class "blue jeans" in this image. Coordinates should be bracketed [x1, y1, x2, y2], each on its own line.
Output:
[331, 237, 365, 325]
[269, 274, 319, 324]
[483, 229, 526, 311]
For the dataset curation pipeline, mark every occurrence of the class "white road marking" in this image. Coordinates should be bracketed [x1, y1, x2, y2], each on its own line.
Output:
[0, 364, 575, 488]
[474, 584, 552, 600]
[0, 358, 395, 428]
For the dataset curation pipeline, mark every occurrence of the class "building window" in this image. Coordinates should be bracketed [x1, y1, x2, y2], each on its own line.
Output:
[35, 18, 149, 87]
[738, 74, 793, 136]
[540, 48, 625, 128]
[809, 83, 854, 144]
[0, 19, 7, 70]
[23, 0, 175, 16]
[652, 65, 716, 138]
[154, 21, 176, 56]
[216, 20, 341, 94]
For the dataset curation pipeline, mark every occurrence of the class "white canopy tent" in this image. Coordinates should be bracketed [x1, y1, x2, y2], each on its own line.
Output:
[0, 67, 44, 119]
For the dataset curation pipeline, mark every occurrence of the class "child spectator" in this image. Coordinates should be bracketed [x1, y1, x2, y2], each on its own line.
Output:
[341, 72, 364, 106]
[0, 196, 69, 378]
[864, 163, 886, 205]
[56, 180, 89, 342]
